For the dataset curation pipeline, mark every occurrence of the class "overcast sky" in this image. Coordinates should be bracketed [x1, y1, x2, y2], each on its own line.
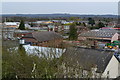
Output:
[2, 2, 118, 15]
[1, 0, 119, 2]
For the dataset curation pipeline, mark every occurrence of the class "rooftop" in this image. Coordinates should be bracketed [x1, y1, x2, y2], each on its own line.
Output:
[4, 22, 20, 26]
[79, 29, 118, 38]
[22, 31, 63, 42]
[62, 47, 114, 73]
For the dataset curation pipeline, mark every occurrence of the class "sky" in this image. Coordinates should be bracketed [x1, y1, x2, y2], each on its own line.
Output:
[1, 0, 120, 2]
[2, 2, 119, 15]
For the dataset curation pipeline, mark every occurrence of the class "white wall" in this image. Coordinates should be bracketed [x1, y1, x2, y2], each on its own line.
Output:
[111, 33, 119, 42]
[118, 61, 120, 77]
[102, 55, 120, 78]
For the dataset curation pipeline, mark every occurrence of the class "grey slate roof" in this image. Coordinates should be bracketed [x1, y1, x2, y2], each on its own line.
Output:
[23, 31, 63, 42]
[62, 47, 114, 73]
[79, 29, 117, 38]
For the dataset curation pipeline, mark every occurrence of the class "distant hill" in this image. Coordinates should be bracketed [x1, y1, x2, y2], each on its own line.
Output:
[1, 14, 118, 18]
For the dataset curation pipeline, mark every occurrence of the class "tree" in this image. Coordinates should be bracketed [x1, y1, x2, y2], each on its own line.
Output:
[83, 22, 86, 27]
[18, 44, 26, 55]
[88, 18, 95, 26]
[18, 20, 25, 30]
[75, 22, 81, 26]
[69, 17, 80, 21]
[69, 23, 78, 40]
[97, 22, 105, 28]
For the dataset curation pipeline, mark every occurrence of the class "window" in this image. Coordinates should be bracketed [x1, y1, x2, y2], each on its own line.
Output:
[107, 71, 109, 78]
[107, 71, 109, 74]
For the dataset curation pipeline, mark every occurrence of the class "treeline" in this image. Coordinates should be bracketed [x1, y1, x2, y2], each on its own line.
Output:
[2, 16, 117, 23]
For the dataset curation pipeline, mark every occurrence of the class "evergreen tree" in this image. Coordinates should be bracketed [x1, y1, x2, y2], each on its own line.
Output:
[18, 44, 26, 56]
[83, 22, 86, 27]
[97, 22, 105, 28]
[18, 20, 25, 30]
[88, 18, 95, 26]
[69, 23, 78, 40]
[75, 22, 81, 26]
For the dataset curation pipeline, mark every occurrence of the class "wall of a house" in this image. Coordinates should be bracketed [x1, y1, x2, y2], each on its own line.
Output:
[78, 37, 87, 40]
[102, 55, 120, 78]
[111, 33, 119, 42]
[6, 25, 18, 28]
[118, 61, 120, 77]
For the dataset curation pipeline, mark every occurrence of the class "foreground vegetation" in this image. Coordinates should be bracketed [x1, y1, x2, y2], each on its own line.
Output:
[2, 41, 95, 79]
[2, 44, 60, 78]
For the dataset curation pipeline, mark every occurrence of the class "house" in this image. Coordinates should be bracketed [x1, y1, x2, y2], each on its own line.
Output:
[4, 22, 20, 28]
[63, 25, 70, 30]
[107, 21, 116, 28]
[14, 30, 34, 38]
[61, 20, 71, 24]
[2, 27, 34, 40]
[25, 24, 31, 28]
[78, 29, 119, 42]
[48, 25, 55, 31]
[27, 26, 48, 31]
[2, 27, 16, 40]
[77, 21, 89, 25]
[61, 47, 120, 78]
[21, 31, 63, 47]
[36, 21, 53, 24]
[47, 25, 61, 32]
[77, 26, 89, 34]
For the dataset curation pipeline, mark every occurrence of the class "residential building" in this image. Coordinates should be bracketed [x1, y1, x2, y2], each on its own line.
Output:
[77, 26, 89, 34]
[14, 30, 34, 38]
[2, 27, 16, 40]
[48, 25, 55, 31]
[2, 27, 34, 40]
[21, 31, 63, 47]
[36, 21, 53, 24]
[27, 26, 48, 31]
[4, 22, 20, 28]
[61, 47, 120, 78]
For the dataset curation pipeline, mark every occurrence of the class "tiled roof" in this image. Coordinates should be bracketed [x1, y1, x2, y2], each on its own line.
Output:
[62, 47, 114, 73]
[23, 31, 63, 42]
[79, 29, 117, 38]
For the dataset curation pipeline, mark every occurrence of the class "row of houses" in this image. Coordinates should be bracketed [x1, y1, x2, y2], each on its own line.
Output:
[35, 20, 74, 24]
[3, 22, 70, 32]
[3, 22, 120, 44]
[2, 27, 63, 47]
[3, 20, 116, 35]
[2, 27, 34, 40]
